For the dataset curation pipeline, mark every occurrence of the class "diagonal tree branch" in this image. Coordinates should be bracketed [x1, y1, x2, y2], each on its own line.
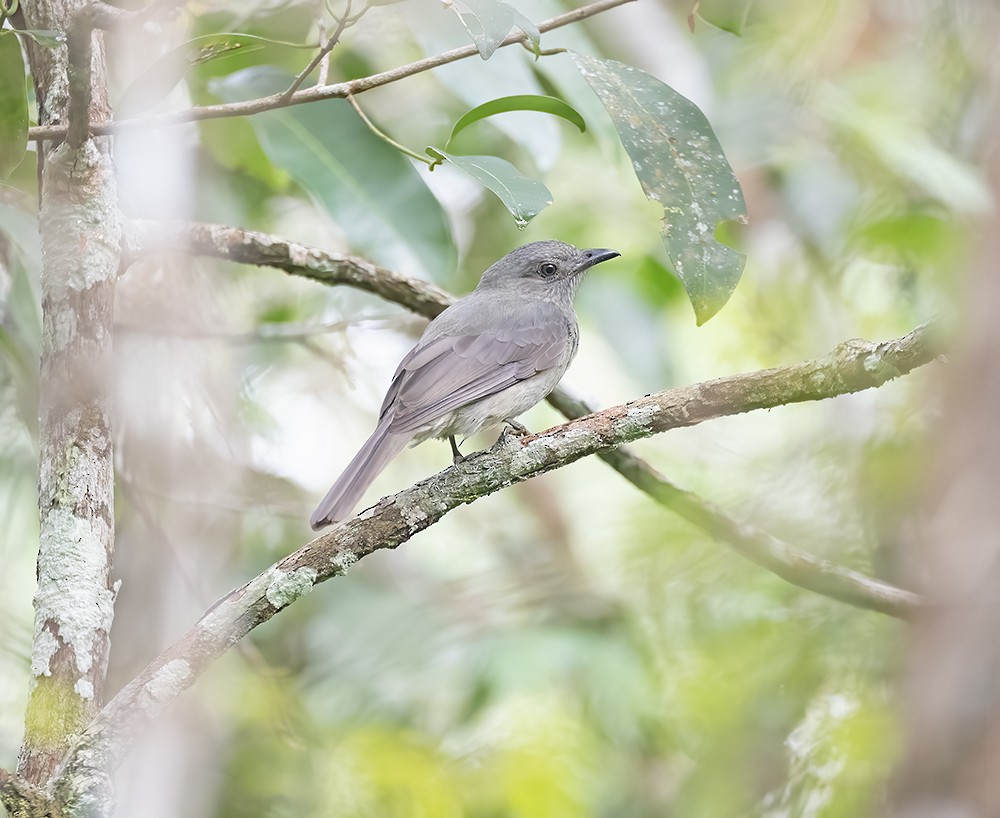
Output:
[126, 219, 934, 617]
[545, 393, 923, 616]
[124, 220, 452, 316]
[49, 318, 934, 801]
[28, 0, 637, 141]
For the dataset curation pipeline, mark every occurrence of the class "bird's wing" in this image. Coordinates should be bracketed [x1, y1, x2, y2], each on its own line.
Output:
[379, 303, 570, 434]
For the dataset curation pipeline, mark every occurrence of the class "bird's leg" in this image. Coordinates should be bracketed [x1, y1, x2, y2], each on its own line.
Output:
[449, 435, 466, 466]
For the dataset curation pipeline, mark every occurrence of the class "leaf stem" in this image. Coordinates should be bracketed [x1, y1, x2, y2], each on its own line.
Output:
[346, 93, 434, 166]
[519, 40, 567, 57]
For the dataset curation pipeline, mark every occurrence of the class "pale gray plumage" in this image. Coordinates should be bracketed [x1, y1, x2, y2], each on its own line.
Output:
[310, 240, 619, 529]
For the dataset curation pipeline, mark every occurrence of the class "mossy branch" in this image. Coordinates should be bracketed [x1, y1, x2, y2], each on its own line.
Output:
[127, 219, 935, 620]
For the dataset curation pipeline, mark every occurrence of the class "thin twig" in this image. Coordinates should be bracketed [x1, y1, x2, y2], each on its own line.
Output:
[281, 0, 363, 101]
[316, 20, 330, 86]
[28, 0, 637, 141]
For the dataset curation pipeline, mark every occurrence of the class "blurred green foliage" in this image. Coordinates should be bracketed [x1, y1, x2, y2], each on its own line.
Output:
[0, 0, 987, 815]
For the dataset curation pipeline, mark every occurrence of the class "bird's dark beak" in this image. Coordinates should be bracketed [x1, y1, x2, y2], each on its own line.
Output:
[576, 248, 620, 273]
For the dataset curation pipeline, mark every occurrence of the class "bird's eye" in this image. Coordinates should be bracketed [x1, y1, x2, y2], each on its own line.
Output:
[540, 262, 557, 277]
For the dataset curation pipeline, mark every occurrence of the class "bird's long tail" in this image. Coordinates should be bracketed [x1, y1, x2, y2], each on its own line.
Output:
[310, 421, 411, 530]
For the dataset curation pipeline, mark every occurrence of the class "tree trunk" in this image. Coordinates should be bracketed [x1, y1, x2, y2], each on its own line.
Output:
[888, 109, 1000, 817]
[17, 0, 120, 799]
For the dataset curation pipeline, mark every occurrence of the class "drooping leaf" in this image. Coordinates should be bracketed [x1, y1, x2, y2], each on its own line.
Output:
[426, 147, 551, 227]
[11, 30, 65, 49]
[0, 32, 28, 181]
[446, 95, 585, 150]
[574, 54, 747, 325]
[212, 67, 454, 280]
[118, 33, 314, 116]
[444, 0, 540, 60]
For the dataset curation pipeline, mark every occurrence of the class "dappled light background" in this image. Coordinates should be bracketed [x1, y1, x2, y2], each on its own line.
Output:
[1, 0, 996, 815]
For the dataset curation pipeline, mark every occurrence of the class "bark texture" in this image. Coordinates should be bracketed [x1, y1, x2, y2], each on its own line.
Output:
[17, 0, 120, 792]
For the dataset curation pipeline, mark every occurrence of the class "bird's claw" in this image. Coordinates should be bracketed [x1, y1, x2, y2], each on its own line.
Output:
[504, 419, 530, 437]
[497, 420, 530, 447]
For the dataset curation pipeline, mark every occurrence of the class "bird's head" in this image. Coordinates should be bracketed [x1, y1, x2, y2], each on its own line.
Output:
[476, 241, 620, 299]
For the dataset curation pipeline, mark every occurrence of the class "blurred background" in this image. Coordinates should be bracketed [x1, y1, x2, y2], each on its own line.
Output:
[1, 0, 996, 815]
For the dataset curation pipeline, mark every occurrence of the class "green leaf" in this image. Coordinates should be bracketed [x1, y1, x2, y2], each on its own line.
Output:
[692, 0, 753, 36]
[574, 54, 747, 325]
[118, 33, 313, 116]
[407, 5, 564, 168]
[12, 29, 65, 49]
[445, 0, 540, 60]
[426, 147, 551, 227]
[212, 67, 454, 280]
[446, 94, 585, 150]
[0, 32, 28, 181]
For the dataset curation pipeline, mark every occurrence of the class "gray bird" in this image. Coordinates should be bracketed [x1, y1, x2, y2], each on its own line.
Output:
[310, 240, 619, 529]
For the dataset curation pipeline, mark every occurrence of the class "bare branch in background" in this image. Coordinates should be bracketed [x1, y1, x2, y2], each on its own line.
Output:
[28, 0, 638, 141]
[125, 220, 454, 318]
[553, 402, 922, 618]
[127, 219, 933, 618]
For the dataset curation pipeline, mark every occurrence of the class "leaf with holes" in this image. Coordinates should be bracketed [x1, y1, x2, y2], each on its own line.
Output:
[427, 148, 551, 227]
[0, 32, 28, 180]
[445, 95, 585, 150]
[575, 54, 747, 324]
[444, 0, 540, 60]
